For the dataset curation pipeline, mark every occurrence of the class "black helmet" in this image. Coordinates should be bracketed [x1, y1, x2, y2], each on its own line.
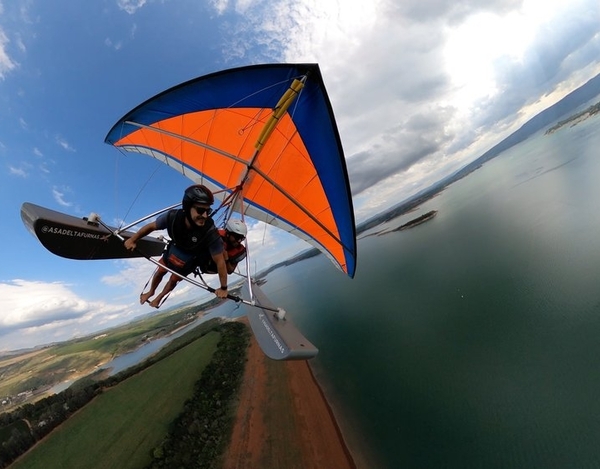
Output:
[182, 184, 214, 214]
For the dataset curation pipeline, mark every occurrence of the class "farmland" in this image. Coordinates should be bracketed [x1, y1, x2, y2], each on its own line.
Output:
[9, 331, 221, 469]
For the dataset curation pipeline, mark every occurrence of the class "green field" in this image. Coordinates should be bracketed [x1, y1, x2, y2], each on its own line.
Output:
[9, 331, 221, 469]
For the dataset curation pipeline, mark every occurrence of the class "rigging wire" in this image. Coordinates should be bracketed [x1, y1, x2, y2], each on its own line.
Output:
[113, 143, 167, 230]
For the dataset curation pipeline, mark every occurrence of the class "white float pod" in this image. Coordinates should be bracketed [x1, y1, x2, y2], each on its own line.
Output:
[243, 282, 318, 360]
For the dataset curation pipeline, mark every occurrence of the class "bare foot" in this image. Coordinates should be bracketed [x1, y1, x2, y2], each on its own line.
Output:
[149, 298, 161, 308]
[140, 292, 153, 304]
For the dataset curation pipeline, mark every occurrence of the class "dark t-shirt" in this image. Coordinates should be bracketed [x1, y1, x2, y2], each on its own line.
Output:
[157, 209, 223, 274]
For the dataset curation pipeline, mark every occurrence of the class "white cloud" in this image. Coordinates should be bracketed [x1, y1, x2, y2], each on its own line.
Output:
[0, 279, 130, 351]
[55, 136, 76, 152]
[52, 186, 73, 207]
[101, 255, 228, 305]
[0, 28, 18, 79]
[15, 33, 25, 53]
[17, 1, 34, 25]
[0, 280, 87, 329]
[9, 165, 28, 177]
[33, 147, 43, 157]
[101, 258, 154, 290]
[116, 0, 148, 15]
[105, 37, 123, 50]
[209, 0, 229, 15]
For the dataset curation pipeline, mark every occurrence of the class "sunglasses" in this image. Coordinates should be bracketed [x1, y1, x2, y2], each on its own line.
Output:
[191, 205, 212, 216]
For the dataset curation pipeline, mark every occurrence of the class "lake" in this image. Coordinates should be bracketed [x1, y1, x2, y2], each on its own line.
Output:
[261, 115, 600, 468]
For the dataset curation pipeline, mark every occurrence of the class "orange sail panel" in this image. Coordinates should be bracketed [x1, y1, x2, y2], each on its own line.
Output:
[106, 64, 356, 277]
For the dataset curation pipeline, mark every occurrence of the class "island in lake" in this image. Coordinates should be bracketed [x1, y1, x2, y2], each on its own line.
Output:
[394, 210, 438, 231]
[359, 209, 438, 238]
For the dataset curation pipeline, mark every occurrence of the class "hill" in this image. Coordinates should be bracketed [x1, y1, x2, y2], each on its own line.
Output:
[357, 72, 600, 233]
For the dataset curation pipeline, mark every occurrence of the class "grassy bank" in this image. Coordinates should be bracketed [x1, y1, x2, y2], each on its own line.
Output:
[9, 331, 221, 469]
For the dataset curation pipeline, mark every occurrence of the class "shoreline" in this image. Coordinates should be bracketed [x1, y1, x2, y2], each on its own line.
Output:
[305, 361, 359, 469]
[307, 361, 385, 469]
[222, 321, 360, 468]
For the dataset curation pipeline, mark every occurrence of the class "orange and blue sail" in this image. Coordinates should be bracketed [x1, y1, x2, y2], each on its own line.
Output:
[105, 63, 356, 278]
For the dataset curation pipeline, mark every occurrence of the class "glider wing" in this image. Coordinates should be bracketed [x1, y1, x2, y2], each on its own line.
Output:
[105, 63, 356, 277]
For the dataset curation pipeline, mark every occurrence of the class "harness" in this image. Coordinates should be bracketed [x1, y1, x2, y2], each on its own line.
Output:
[198, 229, 247, 274]
[162, 210, 221, 274]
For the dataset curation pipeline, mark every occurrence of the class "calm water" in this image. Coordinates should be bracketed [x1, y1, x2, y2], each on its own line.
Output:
[262, 117, 600, 468]
[101, 300, 243, 375]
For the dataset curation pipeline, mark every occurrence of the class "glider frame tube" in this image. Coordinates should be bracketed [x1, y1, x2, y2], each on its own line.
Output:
[92, 214, 280, 312]
[116, 202, 181, 234]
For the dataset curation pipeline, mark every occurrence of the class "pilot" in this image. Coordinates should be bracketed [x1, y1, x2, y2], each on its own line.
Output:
[124, 184, 229, 307]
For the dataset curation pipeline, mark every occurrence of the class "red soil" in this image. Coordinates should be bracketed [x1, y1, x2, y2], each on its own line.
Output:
[222, 327, 357, 469]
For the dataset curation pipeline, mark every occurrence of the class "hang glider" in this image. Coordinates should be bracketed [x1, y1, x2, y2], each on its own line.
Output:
[105, 63, 356, 278]
[21, 63, 356, 360]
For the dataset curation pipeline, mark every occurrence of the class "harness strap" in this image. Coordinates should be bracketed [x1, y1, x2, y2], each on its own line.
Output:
[192, 268, 210, 287]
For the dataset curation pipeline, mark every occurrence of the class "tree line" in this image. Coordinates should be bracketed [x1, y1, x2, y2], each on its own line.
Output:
[146, 321, 249, 468]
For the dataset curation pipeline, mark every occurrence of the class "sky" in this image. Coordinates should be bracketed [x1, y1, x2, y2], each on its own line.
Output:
[1, 0, 600, 351]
